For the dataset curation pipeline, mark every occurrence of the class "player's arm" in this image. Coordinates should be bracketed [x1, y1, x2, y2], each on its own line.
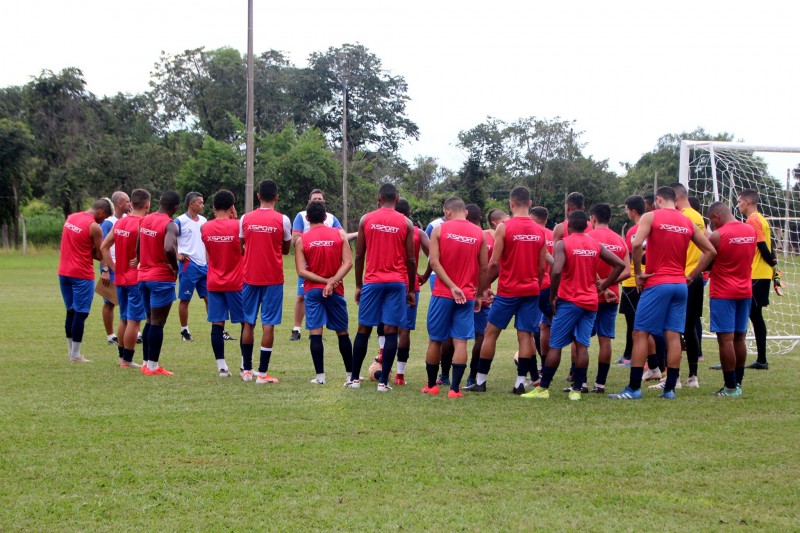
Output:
[334, 229, 354, 282]
[706, 230, 720, 271]
[404, 218, 417, 307]
[552, 222, 564, 243]
[475, 233, 489, 312]
[100, 230, 116, 272]
[486, 222, 505, 286]
[164, 221, 179, 274]
[291, 230, 303, 247]
[353, 216, 366, 303]
[281, 216, 292, 255]
[632, 212, 653, 290]
[294, 239, 329, 285]
[687, 225, 716, 283]
[291, 213, 304, 247]
[417, 229, 432, 284]
[90, 222, 104, 262]
[597, 245, 627, 292]
[549, 241, 566, 312]
[428, 226, 464, 304]
[537, 242, 546, 287]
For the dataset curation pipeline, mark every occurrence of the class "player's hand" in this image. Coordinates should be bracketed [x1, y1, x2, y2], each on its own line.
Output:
[100, 270, 111, 286]
[354, 287, 362, 305]
[483, 288, 494, 303]
[685, 275, 695, 285]
[635, 272, 652, 292]
[450, 287, 466, 305]
[407, 291, 416, 308]
[323, 281, 335, 297]
[474, 299, 481, 313]
[603, 289, 619, 304]
[418, 273, 429, 285]
[596, 277, 607, 291]
[550, 296, 558, 316]
[129, 258, 138, 268]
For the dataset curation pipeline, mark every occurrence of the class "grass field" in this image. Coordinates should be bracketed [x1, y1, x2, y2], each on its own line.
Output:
[1, 249, 799, 531]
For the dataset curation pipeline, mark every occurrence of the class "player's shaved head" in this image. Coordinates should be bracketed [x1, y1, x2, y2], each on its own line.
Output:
[487, 208, 507, 228]
[707, 201, 730, 218]
[739, 189, 759, 207]
[669, 182, 688, 199]
[530, 206, 548, 224]
[443, 196, 465, 212]
[130, 189, 151, 210]
[465, 204, 482, 226]
[590, 203, 612, 224]
[509, 186, 531, 207]
[656, 186, 677, 203]
[568, 210, 589, 233]
[378, 183, 398, 203]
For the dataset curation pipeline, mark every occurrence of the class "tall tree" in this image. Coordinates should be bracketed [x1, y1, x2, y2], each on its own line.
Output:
[0, 119, 35, 245]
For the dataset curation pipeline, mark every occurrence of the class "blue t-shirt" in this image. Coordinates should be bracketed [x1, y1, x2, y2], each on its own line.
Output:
[292, 211, 342, 233]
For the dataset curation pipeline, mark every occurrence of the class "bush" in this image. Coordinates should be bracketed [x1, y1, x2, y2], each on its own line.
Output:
[24, 213, 64, 246]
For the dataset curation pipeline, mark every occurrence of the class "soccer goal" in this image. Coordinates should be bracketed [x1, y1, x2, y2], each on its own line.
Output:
[679, 140, 800, 354]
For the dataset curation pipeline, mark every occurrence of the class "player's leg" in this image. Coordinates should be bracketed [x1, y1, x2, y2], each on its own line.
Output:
[423, 295, 452, 394]
[747, 280, 770, 369]
[239, 284, 261, 381]
[660, 284, 689, 397]
[511, 297, 539, 394]
[468, 296, 514, 391]
[177, 262, 195, 340]
[683, 277, 704, 386]
[526, 301, 581, 398]
[374, 282, 406, 390]
[304, 288, 327, 384]
[291, 276, 304, 341]
[349, 284, 382, 388]
[255, 284, 282, 384]
[102, 300, 116, 344]
[208, 291, 234, 376]
[467, 305, 489, 387]
[446, 299, 474, 397]
[396, 290, 418, 385]
[119, 285, 145, 368]
[439, 339, 454, 385]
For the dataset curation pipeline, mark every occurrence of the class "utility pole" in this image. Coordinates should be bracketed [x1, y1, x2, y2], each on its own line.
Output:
[244, 0, 254, 212]
[335, 53, 349, 231]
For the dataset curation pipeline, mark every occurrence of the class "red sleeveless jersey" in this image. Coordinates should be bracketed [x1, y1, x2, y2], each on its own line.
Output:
[302, 225, 345, 296]
[497, 217, 545, 297]
[560, 219, 593, 237]
[363, 207, 410, 285]
[202, 218, 243, 292]
[710, 220, 756, 299]
[412, 227, 421, 291]
[138, 213, 176, 282]
[539, 226, 555, 290]
[644, 209, 694, 288]
[559, 233, 602, 311]
[112, 215, 142, 286]
[58, 212, 96, 280]
[590, 226, 628, 301]
[433, 219, 484, 300]
[240, 208, 288, 286]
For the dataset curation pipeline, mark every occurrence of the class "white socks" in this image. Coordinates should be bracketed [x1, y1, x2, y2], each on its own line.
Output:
[397, 362, 406, 374]
[515, 376, 526, 387]
[477, 373, 488, 386]
[378, 336, 386, 350]
[216, 359, 228, 371]
[70, 341, 82, 358]
[147, 360, 159, 370]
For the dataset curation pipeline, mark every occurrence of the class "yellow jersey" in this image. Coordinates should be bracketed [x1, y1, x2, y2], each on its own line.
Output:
[746, 212, 773, 279]
[682, 207, 705, 275]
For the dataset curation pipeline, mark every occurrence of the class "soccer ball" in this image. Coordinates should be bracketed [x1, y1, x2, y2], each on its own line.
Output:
[368, 362, 391, 382]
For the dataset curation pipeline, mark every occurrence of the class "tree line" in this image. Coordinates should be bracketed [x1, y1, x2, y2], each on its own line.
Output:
[0, 42, 774, 247]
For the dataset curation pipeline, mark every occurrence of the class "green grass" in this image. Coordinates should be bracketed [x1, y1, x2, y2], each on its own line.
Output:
[1, 249, 799, 530]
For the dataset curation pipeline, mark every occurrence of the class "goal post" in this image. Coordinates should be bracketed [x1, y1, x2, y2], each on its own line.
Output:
[679, 140, 800, 354]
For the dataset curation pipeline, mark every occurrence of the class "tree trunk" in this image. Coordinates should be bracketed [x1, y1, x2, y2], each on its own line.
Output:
[11, 178, 19, 247]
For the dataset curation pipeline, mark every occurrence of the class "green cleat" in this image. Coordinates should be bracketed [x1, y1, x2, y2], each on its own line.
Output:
[713, 387, 741, 398]
[521, 386, 550, 399]
[568, 390, 581, 401]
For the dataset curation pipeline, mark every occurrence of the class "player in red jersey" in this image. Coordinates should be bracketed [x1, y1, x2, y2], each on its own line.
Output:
[583, 203, 630, 393]
[524, 210, 626, 400]
[423, 197, 488, 398]
[610, 187, 716, 400]
[552, 192, 593, 243]
[137, 191, 181, 376]
[464, 186, 546, 394]
[348, 183, 416, 392]
[239, 180, 292, 384]
[202, 189, 244, 378]
[707, 202, 757, 397]
[100, 189, 150, 368]
[58, 198, 113, 362]
[295, 200, 354, 385]
[530, 206, 554, 373]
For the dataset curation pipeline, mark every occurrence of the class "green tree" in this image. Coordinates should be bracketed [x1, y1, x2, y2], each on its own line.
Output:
[0, 119, 35, 245]
[176, 135, 245, 216]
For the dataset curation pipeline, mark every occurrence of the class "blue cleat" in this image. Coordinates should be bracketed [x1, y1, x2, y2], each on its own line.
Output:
[608, 386, 642, 400]
[465, 377, 476, 388]
[437, 374, 451, 386]
[659, 389, 676, 400]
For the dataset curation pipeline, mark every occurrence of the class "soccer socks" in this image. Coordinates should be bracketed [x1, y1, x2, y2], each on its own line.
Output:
[751, 305, 768, 364]
[397, 347, 410, 375]
[736, 366, 745, 386]
[148, 324, 164, 363]
[654, 335, 667, 372]
[723, 370, 737, 390]
[476, 358, 493, 385]
[310, 334, 324, 374]
[572, 368, 587, 391]
[646, 353, 658, 372]
[664, 367, 680, 392]
[351, 332, 370, 381]
[258, 348, 273, 375]
[65, 309, 75, 339]
[451, 363, 466, 392]
[71, 312, 89, 344]
[440, 350, 452, 380]
[595, 362, 610, 386]
[337, 335, 353, 373]
[425, 363, 438, 388]
[380, 333, 398, 385]
[121, 348, 135, 363]
[516, 357, 532, 387]
[240, 342, 254, 371]
[211, 324, 225, 360]
[117, 345, 124, 359]
[141, 323, 151, 362]
[628, 367, 644, 391]
[533, 331, 541, 358]
[539, 365, 557, 389]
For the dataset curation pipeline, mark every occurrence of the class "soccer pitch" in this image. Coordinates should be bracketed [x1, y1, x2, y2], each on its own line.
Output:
[1, 249, 798, 530]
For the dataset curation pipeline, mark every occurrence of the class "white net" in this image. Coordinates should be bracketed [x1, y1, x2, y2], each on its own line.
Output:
[679, 140, 800, 355]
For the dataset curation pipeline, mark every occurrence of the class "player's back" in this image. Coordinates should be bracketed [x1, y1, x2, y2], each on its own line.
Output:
[113, 215, 142, 286]
[202, 218, 242, 292]
[590, 227, 628, 300]
[139, 213, 176, 282]
[644, 208, 693, 288]
[497, 216, 544, 298]
[240, 208, 289, 285]
[303, 225, 345, 295]
[711, 221, 756, 299]
[560, 232, 602, 311]
[433, 219, 484, 300]
[363, 207, 409, 285]
[59, 211, 96, 280]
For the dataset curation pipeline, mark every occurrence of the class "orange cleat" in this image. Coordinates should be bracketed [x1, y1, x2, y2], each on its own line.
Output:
[256, 373, 280, 384]
[448, 390, 464, 399]
[394, 374, 406, 386]
[144, 366, 174, 376]
[421, 385, 440, 395]
[120, 361, 142, 369]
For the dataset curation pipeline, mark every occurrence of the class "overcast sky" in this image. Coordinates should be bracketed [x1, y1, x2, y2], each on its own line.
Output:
[3, 1, 799, 178]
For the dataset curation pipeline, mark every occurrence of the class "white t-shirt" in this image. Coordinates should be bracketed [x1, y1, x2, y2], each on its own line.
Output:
[175, 212, 208, 266]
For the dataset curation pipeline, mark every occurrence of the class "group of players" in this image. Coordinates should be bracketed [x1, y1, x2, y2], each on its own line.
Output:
[57, 178, 778, 399]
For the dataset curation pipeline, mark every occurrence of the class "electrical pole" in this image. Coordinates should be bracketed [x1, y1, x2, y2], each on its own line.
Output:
[245, 0, 254, 213]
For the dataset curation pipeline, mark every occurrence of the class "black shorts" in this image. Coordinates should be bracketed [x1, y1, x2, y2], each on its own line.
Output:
[752, 279, 771, 308]
[619, 286, 639, 315]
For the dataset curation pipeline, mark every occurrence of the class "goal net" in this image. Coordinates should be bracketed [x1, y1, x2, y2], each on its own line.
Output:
[679, 140, 800, 354]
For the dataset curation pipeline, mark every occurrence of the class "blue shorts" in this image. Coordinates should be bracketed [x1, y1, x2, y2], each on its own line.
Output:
[178, 261, 208, 301]
[297, 275, 304, 296]
[101, 269, 116, 304]
[59, 276, 95, 314]
[488, 295, 541, 333]
[710, 298, 751, 334]
[538, 288, 554, 325]
[305, 289, 349, 332]
[474, 306, 490, 336]
[402, 290, 420, 330]
[116, 284, 146, 322]
[549, 300, 597, 349]
[634, 283, 688, 335]
[427, 296, 475, 342]
[242, 283, 283, 326]
[592, 302, 619, 338]
[358, 282, 407, 327]
[429, 273, 437, 293]
[139, 281, 177, 314]
[208, 290, 244, 324]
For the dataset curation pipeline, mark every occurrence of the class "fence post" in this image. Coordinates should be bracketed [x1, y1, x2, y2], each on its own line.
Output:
[21, 216, 27, 255]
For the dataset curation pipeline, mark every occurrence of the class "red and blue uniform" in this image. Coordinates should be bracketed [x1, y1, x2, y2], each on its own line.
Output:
[709, 220, 757, 333]
[113, 215, 146, 321]
[203, 218, 244, 324]
[138, 212, 177, 312]
[58, 212, 97, 313]
[302, 225, 348, 332]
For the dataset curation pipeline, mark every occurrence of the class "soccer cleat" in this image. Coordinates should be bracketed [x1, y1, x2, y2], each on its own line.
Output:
[239, 367, 245, 376]
[462, 382, 486, 392]
[618, 359, 631, 367]
[512, 383, 526, 395]
[140, 363, 147, 374]
[685, 376, 700, 388]
[345, 379, 361, 389]
[374, 349, 383, 364]
[310, 378, 326, 385]
[144, 366, 174, 376]
[255, 373, 280, 384]
[709, 364, 722, 370]
[565, 373, 574, 383]
[642, 368, 662, 381]
[659, 389, 676, 400]
[520, 386, 550, 399]
[562, 384, 589, 393]
[222, 330, 236, 341]
[180, 330, 193, 342]
[119, 361, 142, 369]
[713, 387, 741, 398]
[608, 386, 642, 399]
[289, 330, 301, 341]
[746, 361, 769, 370]
[465, 377, 476, 388]
[136, 333, 143, 344]
[377, 383, 392, 392]
[394, 374, 406, 386]
[524, 378, 541, 388]
[614, 356, 626, 364]
[448, 390, 464, 399]
[69, 356, 93, 363]
[218, 369, 232, 378]
[648, 378, 682, 390]
[588, 385, 606, 394]
[437, 374, 451, 386]
[241, 370, 254, 382]
[421, 385, 440, 395]
[568, 390, 581, 401]
[107, 335, 119, 346]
